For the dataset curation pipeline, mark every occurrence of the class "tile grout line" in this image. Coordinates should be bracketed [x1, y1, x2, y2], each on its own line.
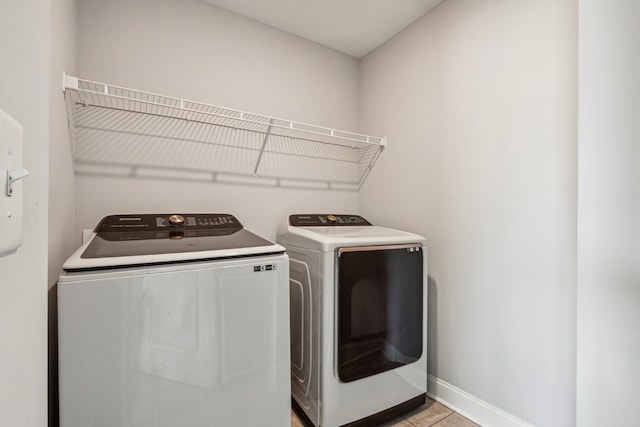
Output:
[428, 412, 454, 427]
[399, 404, 453, 427]
[403, 417, 418, 427]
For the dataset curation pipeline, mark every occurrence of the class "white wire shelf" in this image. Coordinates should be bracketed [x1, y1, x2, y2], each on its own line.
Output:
[63, 73, 386, 190]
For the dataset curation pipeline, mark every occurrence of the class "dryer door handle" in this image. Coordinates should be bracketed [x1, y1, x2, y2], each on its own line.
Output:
[338, 243, 421, 257]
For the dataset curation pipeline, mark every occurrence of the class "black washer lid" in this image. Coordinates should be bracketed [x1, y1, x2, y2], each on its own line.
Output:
[62, 213, 284, 271]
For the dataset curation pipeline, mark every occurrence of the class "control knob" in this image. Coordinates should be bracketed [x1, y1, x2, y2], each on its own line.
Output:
[327, 214, 337, 223]
[168, 214, 185, 226]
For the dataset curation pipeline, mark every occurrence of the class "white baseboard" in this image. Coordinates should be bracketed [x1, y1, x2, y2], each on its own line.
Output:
[427, 375, 536, 427]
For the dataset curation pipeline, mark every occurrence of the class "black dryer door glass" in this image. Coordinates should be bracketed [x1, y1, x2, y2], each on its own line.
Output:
[337, 245, 423, 383]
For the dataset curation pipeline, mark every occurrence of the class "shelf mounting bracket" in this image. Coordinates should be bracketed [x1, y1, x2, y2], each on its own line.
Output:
[253, 118, 274, 178]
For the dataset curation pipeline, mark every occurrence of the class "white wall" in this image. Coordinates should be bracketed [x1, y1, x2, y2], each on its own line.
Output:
[0, 0, 50, 426]
[49, 0, 77, 285]
[577, 0, 640, 425]
[359, 1, 577, 426]
[49, 0, 78, 424]
[73, 0, 361, 241]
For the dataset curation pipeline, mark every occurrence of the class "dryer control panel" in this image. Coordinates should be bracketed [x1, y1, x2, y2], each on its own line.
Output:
[289, 214, 371, 227]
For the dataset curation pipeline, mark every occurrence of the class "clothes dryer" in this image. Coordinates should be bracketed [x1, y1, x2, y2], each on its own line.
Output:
[58, 213, 290, 427]
[277, 214, 427, 427]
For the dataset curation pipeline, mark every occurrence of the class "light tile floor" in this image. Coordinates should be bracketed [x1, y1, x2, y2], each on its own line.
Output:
[291, 397, 480, 427]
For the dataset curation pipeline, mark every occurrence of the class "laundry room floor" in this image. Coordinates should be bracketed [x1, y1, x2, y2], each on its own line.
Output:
[291, 397, 480, 427]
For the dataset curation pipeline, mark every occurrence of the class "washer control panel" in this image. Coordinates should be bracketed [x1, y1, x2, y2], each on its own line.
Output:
[289, 214, 371, 227]
[94, 214, 242, 241]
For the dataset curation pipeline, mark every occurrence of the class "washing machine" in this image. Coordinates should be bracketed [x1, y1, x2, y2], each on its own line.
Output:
[57, 213, 290, 427]
[277, 214, 427, 427]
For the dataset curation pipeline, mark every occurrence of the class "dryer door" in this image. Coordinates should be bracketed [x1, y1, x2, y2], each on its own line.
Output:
[336, 244, 424, 383]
